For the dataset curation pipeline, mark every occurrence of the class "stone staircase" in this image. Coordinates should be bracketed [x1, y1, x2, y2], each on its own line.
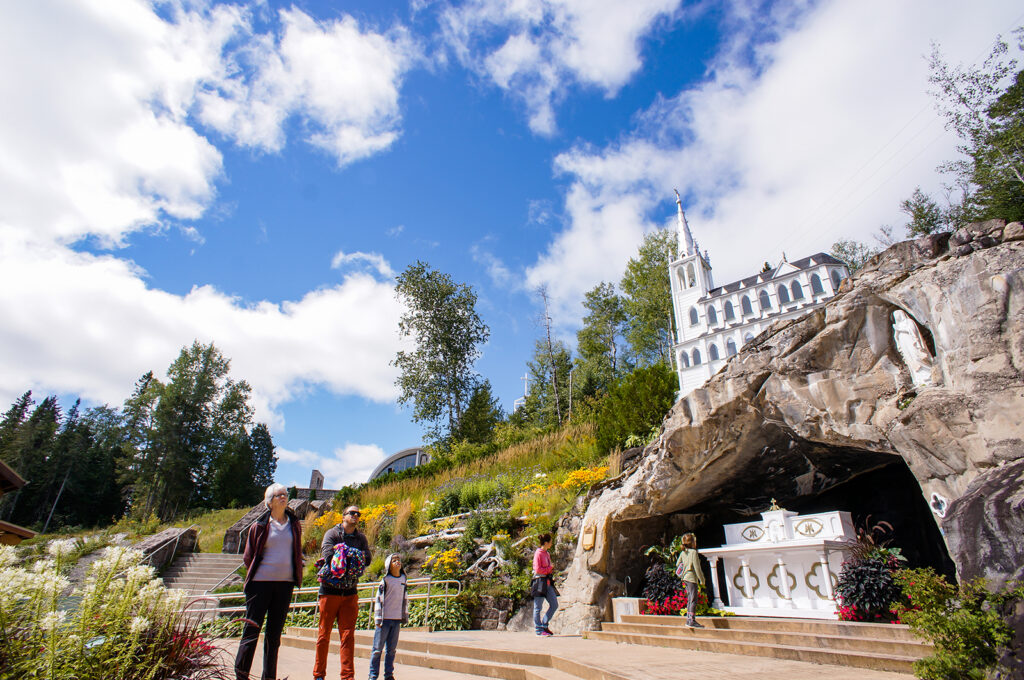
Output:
[279, 627, 631, 680]
[583, 614, 930, 673]
[162, 552, 244, 594]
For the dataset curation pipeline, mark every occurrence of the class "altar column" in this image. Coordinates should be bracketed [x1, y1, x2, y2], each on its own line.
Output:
[708, 556, 724, 609]
[775, 556, 795, 608]
[740, 558, 755, 606]
[819, 550, 835, 600]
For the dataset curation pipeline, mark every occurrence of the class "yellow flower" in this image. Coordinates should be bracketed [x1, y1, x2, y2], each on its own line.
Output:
[560, 466, 609, 493]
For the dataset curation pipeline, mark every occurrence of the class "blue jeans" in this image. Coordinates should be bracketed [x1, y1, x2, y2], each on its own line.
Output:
[368, 619, 401, 680]
[533, 588, 558, 634]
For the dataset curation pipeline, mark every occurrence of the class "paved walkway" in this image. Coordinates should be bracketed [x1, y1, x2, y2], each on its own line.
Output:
[221, 629, 913, 680]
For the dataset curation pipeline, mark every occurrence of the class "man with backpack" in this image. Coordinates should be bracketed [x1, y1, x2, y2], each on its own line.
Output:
[313, 505, 372, 680]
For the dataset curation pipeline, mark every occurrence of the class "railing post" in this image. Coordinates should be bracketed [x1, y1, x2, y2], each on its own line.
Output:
[424, 576, 432, 628]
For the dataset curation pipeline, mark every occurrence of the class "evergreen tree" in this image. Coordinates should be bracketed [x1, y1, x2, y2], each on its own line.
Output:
[595, 363, 678, 453]
[451, 381, 503, 444]
[249, 423, 277, 495]
[1, 396, 60, 525]
[0, 391, 33, 463]
[519, 338, 573, 430]
[901, 187, 947, 235]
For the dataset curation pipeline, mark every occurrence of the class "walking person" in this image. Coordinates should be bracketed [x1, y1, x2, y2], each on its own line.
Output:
[314, 505, 371, 680]
[234, 483, 304, 680]
[531, 533, 558, 636]
[675, 532, 705, 628]
[368, 554, 408, 680]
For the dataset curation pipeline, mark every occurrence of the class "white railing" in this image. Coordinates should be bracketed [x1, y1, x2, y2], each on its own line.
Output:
[188, 576, 462, 622]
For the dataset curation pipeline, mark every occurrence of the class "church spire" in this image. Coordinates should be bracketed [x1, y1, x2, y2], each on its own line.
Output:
[675, 189, 695, 258]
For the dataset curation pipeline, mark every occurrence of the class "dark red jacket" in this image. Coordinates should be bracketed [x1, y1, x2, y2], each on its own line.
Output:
[243, 508, 303, 587]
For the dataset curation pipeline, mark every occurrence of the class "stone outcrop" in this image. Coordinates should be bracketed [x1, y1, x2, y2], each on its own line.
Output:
[555, 220, 1024, 634]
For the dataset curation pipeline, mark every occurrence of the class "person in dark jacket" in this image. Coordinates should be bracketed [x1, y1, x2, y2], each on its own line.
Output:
[313, 505, 371, 680]
[235, 483, 303, 680]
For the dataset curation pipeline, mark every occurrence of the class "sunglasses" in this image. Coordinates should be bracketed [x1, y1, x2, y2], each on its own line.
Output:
[345, 510, 361, 517]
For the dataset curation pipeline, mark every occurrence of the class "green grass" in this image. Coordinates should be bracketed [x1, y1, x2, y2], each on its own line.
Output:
[170, 507, 251, 553]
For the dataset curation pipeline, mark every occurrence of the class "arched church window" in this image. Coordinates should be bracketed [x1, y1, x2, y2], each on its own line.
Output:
[741, 296, 753, 315]
[759, 290, 771, 311]
[707, 306, 718, 325]
[689, 307, 699, 326]
[744, 332, 754, 343]
[692, 348, 702, 365]
[709, 344, 719, 360]
[777, 284, 791, 304]
[811, 273, 824, 295]
[687, 263, 696, 288]
[831, 269, 843, 292]
[791, 280, 804, 300]
[724, 301, 735, 321]
[679, 351, 690, 368]
[726, 339, 737, 356]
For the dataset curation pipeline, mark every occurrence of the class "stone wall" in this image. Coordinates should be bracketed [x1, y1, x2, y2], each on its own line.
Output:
[470, 595, 515, 630]
[135, 527, 197, 571]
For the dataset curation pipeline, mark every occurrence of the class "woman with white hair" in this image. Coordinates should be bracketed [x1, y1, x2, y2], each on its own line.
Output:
[234, 483, 303, 680]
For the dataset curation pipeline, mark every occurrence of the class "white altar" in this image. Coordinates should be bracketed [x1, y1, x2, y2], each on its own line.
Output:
[699, 507, 856, 619]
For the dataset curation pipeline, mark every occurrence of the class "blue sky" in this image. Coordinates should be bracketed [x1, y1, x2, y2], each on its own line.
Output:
[1, 0, 1021, 488]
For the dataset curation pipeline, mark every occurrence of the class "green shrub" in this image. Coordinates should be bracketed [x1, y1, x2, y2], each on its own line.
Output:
[595, 364, 676, 453]
[894, 568, 1024, 680]
[408, 598, 471, 631]
[284, 608, 318, 628]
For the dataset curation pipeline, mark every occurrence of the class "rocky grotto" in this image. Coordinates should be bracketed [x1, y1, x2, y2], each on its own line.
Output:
[556, 220, 1024, 649]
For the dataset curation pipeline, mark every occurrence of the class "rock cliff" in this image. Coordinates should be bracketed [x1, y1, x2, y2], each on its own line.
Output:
[556, 220, 1024, 633]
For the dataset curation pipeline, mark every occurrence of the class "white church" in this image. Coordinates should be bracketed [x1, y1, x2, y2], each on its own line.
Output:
[670, 194, 850, 396]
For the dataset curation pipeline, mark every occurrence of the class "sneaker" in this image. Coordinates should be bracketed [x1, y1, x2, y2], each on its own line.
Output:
[544, 627, 553, 635]
[687, 621, 704, 628]
[538, 630, 553, 636]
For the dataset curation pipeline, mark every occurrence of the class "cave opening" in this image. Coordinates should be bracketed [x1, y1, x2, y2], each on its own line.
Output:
[607, 447, 955, 601]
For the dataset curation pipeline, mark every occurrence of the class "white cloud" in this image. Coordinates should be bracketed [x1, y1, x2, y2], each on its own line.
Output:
[527, 0, 1022, 323]
[0, 1, 419, 427]
[279, 443, 389, 488]
[331, 249, 396, 278]
[198, 8, 418, 166]
[441, 0, 682, 134]
[0, 227, 405, 429]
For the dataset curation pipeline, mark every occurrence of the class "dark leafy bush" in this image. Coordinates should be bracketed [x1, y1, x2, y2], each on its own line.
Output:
[641, 563, 683, 605]
[894, 568, 1024, 680]
[835, 549, 904, 622]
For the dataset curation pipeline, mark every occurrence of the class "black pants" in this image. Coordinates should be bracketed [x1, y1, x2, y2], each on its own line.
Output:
[234, 580, 294, 680]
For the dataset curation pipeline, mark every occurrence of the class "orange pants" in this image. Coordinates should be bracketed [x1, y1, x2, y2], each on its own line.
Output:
[314, 594, 358, 680]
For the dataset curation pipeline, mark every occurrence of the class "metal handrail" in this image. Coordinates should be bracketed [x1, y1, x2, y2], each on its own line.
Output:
[190, 577, 462, 620]
[143, 523, 199, 568]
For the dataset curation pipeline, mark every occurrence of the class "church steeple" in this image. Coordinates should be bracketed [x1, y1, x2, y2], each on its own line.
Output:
[675, 189, 696, 258]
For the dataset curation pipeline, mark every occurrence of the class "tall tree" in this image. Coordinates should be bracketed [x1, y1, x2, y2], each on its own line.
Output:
[900, 187, 947, 236]
[576, 282, 628, 393]
[393, 262, 490, 443]
[0, 391, 33, 464]
[930, 32, 1024, 222]
[518, 338, 573, 430]
[620, 229, 678, 367]
[829, 238, 877, 273]
[248, 423, 277, 494]
[537, 286, 563, 424]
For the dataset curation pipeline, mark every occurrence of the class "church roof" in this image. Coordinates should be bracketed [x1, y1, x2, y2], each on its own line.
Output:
[705, 252, 844, 299]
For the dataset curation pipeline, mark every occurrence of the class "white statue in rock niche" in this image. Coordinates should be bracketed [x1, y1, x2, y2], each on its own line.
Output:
[892, 310, 934, 387]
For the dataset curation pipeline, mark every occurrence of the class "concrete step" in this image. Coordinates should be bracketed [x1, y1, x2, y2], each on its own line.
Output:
[600, 621, 930, 657]
[282, 628, 632, 680]
[583, 629, 916, 673]
[164, 567, 241, 578]
[621, 614, 920, 641]
[175, 555, 244, 565]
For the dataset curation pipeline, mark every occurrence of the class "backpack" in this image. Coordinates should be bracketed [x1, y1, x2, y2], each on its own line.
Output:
[317, 540, 367, 590]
